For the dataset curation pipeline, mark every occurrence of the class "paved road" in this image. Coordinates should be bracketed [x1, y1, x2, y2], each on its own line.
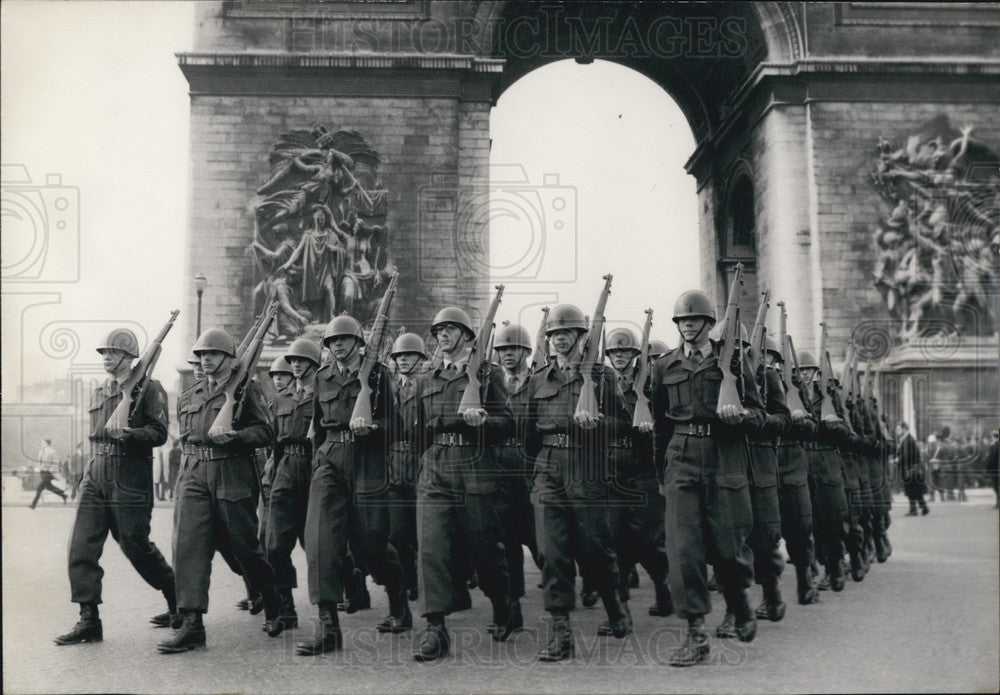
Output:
[3, 491, 998, 694]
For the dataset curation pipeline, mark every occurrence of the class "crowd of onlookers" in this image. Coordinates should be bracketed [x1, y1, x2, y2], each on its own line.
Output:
[894, 425, 1000, 509]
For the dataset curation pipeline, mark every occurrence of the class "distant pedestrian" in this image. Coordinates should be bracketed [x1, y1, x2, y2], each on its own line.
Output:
[30, 439, 67, 508]
[897, 422, 928, 516]
[68, 442, 86, 500]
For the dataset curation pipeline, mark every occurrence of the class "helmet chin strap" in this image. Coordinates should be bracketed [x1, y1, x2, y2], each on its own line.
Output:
[678, 318, 711, 346]
[108, 352, 130, 378]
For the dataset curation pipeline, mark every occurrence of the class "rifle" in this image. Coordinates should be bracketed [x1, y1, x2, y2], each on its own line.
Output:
[237, 305, 270, 358]
[105, 310, 179, 433]
[208, 301, 277, 439]
[749, 289, 770, 371]
[457, 285, 505, 413]
[486, 323, 497, 366]
[865, 361, 892, 439]
[776, 302, 808, 414]
[351, 272, 399, 428]
[632, 308, 654, 429]
[575, 274, 613, 420]
[716, 263, 745, 414]
[530, 307, 550, 372]
[817, 322, 841, 423]
[379, 325, 405, 366]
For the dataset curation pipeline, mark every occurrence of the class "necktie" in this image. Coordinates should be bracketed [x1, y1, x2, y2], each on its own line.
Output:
[506, 374, 517, 392]
[689, 349, 703, 365]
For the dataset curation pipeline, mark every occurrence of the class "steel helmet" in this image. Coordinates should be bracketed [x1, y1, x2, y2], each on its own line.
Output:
[390, 332, 428, 359]
[796, 349, 819, 370]
[546, 304, 588, 334]
[192, 328, 236, 357]
[186, 350, 200, 365]
[285, 338, 322, 367]
[648, 340, 669, 359]
[96, 328, 140, 358]
[323, 315, 365, 346]
[709, 319, 749, 345]
[764, 335, 782, 360]
[605, 327, 640, 354]
[493, 323, 531, 351]
[269, 356, 293, 375]
[672, 290, 716, 324]
[430, 307, 475, 339]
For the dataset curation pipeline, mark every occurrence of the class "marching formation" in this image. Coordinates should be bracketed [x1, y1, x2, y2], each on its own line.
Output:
[55, 263, 898, 667]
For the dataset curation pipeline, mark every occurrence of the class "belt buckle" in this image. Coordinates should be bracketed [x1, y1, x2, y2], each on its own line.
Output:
[557, 433, 569, 448]
[446, 432, 457, 446]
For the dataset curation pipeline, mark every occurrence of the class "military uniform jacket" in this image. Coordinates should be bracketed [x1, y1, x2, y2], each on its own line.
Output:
[88, 375, 169, 456]
[804, 384, 850, 484]
[178, 376, 271, 453]
[525, 362, 628, 498]
[312, 361, 394, 492]
[751, 365, 791, 442]
[388, 373, 420, 487]
[612, 370, 656, 483]
[649, 343, 766, 483]
[413, 360, 514, 494]
[495, 368, 534, 477]
[272, 382, 314, 459]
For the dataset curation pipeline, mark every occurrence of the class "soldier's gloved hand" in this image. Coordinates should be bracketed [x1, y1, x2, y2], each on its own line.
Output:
[350, 417, 376, 436]
[637, 421, 654, 434]
[461, 408, 487, 427]
[106, 423, 133, 441]
[208, 429, 237, 445]
[717, 403, 745, 425]
[574, 410, 600, 430]
[790, 409, 808, 425]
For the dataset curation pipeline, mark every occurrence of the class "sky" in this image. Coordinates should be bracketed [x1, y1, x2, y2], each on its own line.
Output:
[1, 1, 699, 402]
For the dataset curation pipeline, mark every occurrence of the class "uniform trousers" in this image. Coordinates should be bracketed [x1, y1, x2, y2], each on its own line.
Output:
[265, 451, 311, 589]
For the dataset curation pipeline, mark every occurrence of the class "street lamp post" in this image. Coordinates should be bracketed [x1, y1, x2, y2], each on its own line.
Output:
[194, 273, 207, 336]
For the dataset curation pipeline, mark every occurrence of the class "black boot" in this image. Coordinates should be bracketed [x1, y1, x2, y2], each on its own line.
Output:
[261, 588, 285, 637]
[718, 589, 756, 642]
[54, 603, 103, 645]
[377, 587, 413, 634]
[648, 583, 674, 617]
[715, 609, 737, 638]
[156, 610, 206, 653]
[413, 614, 450, 662]
[296, 604, 342, 656]
[344, 568, 371, 614]
[627, 566, 640, 589]
[489, 596, 521, 642]
[151, 584, 182, 628]
[538, 611, 573, 662]
[276, 588, 298, 629]
[599, 589, 633, 638]
[796, 564, 819, 605]
[669, 618, 709, 667]
[849, 551, 866, 582]
[755, 578, 786, 622]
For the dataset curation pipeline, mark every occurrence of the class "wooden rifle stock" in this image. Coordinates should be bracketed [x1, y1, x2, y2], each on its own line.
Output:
[105, 310, 180, 433]
[209, 301, 277, 438]
[575, 274, 613, 419]
[632, 308, 654, 429]
[457, 285, 505, 413]
[716, 264, 745, 414]
[749, 289, 770, 370]
[817, 322, 841, 423]
[530, 307, 550, 372]
[777, 302, 808, 414]
[352, 272, 399, 427]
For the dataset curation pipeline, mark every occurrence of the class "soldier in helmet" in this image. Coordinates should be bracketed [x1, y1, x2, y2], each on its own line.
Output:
[296, 315, 409, 656]
[387, 332, 428, 602]
[411, 306, 515, 661]
[159, 328, 285, 653]
[648, 340, 669, 361]
[764, 336, 819, 605]
[795, 348, 850, 592]
[602, 326, 673, 627]
[55, 329, 176, 646]
[258, 357, 295, 559]
[492, 322, 541, 632]
[265, 339, 323, 630]
[527, 304, 632, 662]
[644, 290, 765, 667]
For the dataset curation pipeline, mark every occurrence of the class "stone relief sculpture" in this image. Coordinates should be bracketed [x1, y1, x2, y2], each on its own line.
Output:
[869, 115, 999, 339]
[248, 124, 393, 342]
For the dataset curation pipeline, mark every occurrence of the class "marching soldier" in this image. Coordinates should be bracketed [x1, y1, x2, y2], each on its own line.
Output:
[55, 329, 176, 645]
[766, 337, 819, 605]
[796, 350, 850, 591]
[412, 307, 515, 661]
[528, 304, 632, 662]
[602, 327, 672, 624]
[296, 315, 409, 656]
[646, 290, 765, 667]
[159, 328, 284, 653]
[265, 339, 323, 629]
[387, 332, 428, 602]
[829, 373, 869, 582]
[492, 323, 540, 632]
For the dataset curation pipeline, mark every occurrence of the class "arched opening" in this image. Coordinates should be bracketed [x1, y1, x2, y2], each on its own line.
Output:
[488, 59, 698, 345]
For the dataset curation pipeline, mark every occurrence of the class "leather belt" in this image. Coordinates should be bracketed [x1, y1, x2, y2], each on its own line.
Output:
[190, 445, 241, 461]
[390, 441, 412, 452]
[610, 437, 633, 449]
[433, 432, 472, 447]
[181, 443, 199, 456]
[282, 443, 312, 456]
[675, 422, 713, 438]
[804, 441, 836, 451]
[498, 438, 521, 448]
[92, 441, 134, 457]
[325, 430, 355, 444]
[541, 433, 578, 449]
